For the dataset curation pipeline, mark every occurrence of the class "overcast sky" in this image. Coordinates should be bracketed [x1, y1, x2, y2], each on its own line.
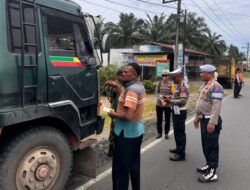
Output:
[75, 0, 250, 53]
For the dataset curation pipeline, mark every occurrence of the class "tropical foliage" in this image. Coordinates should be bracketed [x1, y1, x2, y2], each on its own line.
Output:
[203, 31, 226, 57]
[98, 12, 243, 60]
[104, 13, 144, 48]
[181, 12, 209, 50]
[227, 44, 245, 63]
[141, 13, 170, 43]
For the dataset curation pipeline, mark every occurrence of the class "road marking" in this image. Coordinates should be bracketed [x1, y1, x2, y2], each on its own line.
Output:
[75, 116, 195, 190]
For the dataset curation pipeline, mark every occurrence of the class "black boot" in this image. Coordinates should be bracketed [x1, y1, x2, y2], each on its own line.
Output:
[165, 134, 169, 139]
[198, 168, 218, 183]
[197, 165, 209, 174]
[169, 154, 185, 161]
[156, 134, 162, 139]
[169, 148, 178, 154]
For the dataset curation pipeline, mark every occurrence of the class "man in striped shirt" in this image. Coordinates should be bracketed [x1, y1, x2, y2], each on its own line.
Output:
[108, 62, 146, 190]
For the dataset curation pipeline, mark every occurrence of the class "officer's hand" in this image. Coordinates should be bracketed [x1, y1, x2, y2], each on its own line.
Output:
[160, 99, 166, 106]
[194, 118, 200, 129]
[207, 123, 215, 134]
[163, 96, 171, 103]
[108, 109, 115, 117]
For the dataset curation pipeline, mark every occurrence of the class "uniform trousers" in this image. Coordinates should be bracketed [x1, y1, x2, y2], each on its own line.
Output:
[238, 82, 243, 94]
[156, 105, 171, 135]
[172, 110, 187, 157]
[200, 116, 222, 168]
[112, 131, 143, 190]
[234, 81, 240, 98]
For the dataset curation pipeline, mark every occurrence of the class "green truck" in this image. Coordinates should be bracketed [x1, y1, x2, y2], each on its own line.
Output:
[0, 0, 106, 189]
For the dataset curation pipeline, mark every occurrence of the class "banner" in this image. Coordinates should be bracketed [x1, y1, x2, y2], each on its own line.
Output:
[177, 44, 183, 68]
[173, 44, 188, 83]
[156, 62, 170, 77]
[134, 54, 167, 66]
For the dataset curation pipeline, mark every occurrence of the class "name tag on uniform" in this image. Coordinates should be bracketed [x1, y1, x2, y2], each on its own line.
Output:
[173, 105, 180, 115]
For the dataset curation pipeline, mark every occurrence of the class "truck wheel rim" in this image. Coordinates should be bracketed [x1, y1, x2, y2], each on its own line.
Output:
[16, 147, 60, 190]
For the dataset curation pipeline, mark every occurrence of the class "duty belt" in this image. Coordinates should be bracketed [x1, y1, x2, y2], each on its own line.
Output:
[201, 115, 211, 119]
[179, 106, 187, 110]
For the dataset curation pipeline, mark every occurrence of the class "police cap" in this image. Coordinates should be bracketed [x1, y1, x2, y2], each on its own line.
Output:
[200, 64, 216, 72]
[169, 67, 183, 77]
[162, 69, 170, 76]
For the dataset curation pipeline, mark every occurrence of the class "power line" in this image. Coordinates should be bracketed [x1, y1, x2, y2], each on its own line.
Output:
[79, 0, 122, 13]
[136, 0, 177, 9]
[211, 0, 246, 42]
[79, 0, 164, 15]
[128, 0, 172, 17]
[189, 0, 236, 41]
[182, 2, 250, 18]
[101, 0, 162, 15]
[201, 0, 243, 42]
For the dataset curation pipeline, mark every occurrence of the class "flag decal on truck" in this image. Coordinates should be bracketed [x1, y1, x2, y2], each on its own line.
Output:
[50, 56, 84, 68]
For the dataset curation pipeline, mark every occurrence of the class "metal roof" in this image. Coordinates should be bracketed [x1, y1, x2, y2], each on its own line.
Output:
[151, 42, 212, 57]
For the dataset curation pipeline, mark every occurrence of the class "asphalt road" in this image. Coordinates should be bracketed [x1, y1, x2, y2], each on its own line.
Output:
[74, 84, 250, 190]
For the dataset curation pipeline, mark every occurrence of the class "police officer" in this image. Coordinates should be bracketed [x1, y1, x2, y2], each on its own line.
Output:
[105, 69, 124, 157]
[194, 64, 223, 183]
[238, 69, 244, 96]
[155, 70, 174, 139]
[233, 68, 241, 98]
[164, 67, 189, 161]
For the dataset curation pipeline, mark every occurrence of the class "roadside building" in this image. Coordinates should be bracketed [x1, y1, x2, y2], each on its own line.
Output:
[103, 44, 213, 80]
[122, 45, 171, 80]
[152, 42, 213, 80]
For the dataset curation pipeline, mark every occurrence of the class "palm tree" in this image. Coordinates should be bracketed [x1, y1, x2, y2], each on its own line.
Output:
[228, 44, 241, 62]
[104, 13, 144, 48]
[142, 13, 170, 43]
[164, 12, 209, 49]
[165, 14, 179, 44]
[182, 12, 209, 50]
[204, 31, 226, 57]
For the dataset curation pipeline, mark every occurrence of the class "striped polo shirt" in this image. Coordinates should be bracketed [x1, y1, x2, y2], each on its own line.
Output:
[114, 80, 146, 138]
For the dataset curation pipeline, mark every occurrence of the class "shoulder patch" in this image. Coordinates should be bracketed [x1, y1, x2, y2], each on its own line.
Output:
[180, 84, 189, 97]
[211, 82, 224, 93]
[211, 82, 223, 100]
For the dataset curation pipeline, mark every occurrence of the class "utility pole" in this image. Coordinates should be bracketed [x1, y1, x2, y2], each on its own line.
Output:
[163, 0, 181, 69]
[182, 9, 187, 67]
[242, 42, 250, 70]
[246, 42, 249, 69]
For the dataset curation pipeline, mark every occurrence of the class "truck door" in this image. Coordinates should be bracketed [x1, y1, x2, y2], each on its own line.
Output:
[42, 9, 98, 108]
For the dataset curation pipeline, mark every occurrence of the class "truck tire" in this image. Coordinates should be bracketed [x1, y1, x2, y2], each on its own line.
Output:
[0, 126, 72, 190]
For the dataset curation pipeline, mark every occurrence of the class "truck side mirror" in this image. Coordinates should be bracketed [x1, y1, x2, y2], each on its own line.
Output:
[101, 33, 110, 53]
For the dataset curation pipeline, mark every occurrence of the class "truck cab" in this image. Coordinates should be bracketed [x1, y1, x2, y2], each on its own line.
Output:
[0, 0, 105, 189]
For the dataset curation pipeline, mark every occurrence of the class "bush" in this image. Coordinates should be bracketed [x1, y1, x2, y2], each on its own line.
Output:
[99, 65, 118, 95]
[143, 80, 156, 94]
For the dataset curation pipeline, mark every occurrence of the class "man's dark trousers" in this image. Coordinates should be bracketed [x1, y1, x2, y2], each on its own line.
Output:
[200, 116, 222, 168]
[112, 131, 143, 190]
[156, 106, 171, 135]
[173, 110, 187, 158]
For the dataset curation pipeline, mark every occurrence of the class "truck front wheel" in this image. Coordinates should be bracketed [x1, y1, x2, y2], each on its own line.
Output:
[0, 127, 72, 190]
